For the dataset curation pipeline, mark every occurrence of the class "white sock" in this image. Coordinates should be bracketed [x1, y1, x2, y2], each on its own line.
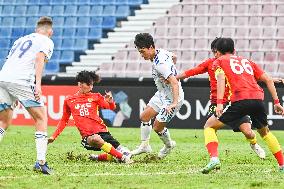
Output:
[141, 122, 152, 145]
[210, 157, 219, 161]
[158, 128, 172, 146]
[0, 127, 5, 142]
[35, 131, 48, 164]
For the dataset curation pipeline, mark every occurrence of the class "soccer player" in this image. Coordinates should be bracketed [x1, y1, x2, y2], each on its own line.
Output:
[202, 37, 284, 173]
[48, 71, 133, 164]
[131, 33, 184, 158]
[0, 16, 54, 174]
[176, 38, 266, 159]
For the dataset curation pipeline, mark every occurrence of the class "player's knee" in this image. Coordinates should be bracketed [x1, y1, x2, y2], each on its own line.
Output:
[140, 114, 150, 122]
[258, 126, 269, 137]
[88, 134, 103, 146]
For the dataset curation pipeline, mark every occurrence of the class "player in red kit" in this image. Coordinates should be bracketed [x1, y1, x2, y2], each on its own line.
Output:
[202, 38, 284, 174]
[176, 38, 266, 159]
[48, 71, 133, 164]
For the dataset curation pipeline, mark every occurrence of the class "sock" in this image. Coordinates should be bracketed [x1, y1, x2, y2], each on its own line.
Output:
[247, 136, 257, 145]
[141, 122, 152, 144]
[157, 128, 172, 146]
[0, 127, 5, 142]
[35, 131, 48, 164]
[204, 128, 219, 158]
[263, 132, 284, 166]
[97, 153, 113, 161]
[101, 142, 123, 160]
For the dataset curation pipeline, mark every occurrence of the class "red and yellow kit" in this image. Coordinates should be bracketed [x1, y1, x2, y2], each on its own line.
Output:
[51, 92, 116, 139]
[213, 54, 265, 103]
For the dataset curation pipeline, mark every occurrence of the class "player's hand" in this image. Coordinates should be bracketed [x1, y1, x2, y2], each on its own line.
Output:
[215, 104, 224, 118]
[34, 85, 42, 102]
[274, 104, 284, 115]
[47, 137, 55, 144]
[273, 78, 284, 84]
[104, 91, 113, 103]
[160, 76, 169, 84]
[166, 103, 177, 113]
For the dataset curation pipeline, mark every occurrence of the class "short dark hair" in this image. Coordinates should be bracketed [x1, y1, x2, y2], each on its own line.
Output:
[75, 71, 100, 85]
[215, 38, 234, 55]
[211, 37, 221, 50]
[134, 33, 155, 49]
[36, 16, 53, 28]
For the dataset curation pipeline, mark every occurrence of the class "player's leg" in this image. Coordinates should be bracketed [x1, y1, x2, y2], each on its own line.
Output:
[202, 115, 224, 174]
[0, 85, 15, 142]
[26, 106, 52, 174]
[10, 83, 51, 174]
[258, 126, 284, 172]
[152, 119, 176, 159]
[131, 99, 159, 155]
[87, 134, 133, 164]
[236, 117, 266, 159]
[153, 100, 182, 159]
[250, 100, 283, 172]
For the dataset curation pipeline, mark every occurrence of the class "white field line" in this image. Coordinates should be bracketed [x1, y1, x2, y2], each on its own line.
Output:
[0, 170, 195, 180]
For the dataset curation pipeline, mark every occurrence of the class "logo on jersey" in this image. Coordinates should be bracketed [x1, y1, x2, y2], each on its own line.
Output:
[88, 98, 93, 102]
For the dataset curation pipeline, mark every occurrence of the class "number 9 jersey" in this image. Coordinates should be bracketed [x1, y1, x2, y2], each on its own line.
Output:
[213, 54, 264, 103]
[0, 33, 54, 86]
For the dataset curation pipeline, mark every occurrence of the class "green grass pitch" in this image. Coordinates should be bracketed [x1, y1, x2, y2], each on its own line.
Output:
[0, 126, 283, 189]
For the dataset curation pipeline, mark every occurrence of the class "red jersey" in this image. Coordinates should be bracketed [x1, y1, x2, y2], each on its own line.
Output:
[51, 91, 116, 139]
[184, 57, 229, 104]
[213, 54, 264, 103]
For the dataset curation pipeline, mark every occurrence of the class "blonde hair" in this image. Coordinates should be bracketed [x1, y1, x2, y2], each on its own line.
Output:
[36, 16, 53, 30]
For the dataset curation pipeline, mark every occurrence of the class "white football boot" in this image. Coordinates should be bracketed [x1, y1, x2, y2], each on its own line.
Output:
[250, 143, 266, 159]
[131, 143, 152, 155]
[158, 140, 176, 159]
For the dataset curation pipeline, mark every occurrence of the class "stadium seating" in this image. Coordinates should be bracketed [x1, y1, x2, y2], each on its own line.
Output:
[105, 1, 284, 78]
[0, 0, 143, 73]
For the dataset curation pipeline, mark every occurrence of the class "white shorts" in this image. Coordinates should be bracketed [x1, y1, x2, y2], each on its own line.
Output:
[148, 92, 183, 123]
[0, 81, 43, 111]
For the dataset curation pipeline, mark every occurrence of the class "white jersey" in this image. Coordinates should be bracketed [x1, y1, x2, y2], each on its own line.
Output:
[151, 48, 184, 102]
[0, 33, 54, 86]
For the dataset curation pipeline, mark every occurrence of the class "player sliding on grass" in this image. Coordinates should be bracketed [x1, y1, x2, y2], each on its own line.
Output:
[0, 16, 54, 174]
[176, 37, 266, 159]
[203, 37, 284, 174]
[132, 33, 184, 158]
[48, 71, 133, 164]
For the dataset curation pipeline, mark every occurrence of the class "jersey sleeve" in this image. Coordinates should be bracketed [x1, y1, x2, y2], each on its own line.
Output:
[212, 59, 224, 78]
[96, 94, 116, 110]
[156, 63, 173, 79]
[184, 59, 209, 77]
[251, 61, 265, 80]
[39, 38, 54, 61]
[51, 99, 71, 139]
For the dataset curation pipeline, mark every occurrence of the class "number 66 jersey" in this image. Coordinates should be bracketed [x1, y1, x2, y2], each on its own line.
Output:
[0, 33, 54, 86]
[213, 54, 265, 103]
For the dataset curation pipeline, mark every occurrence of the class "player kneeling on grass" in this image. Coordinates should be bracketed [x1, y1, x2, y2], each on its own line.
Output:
[48, 71, 133, 164]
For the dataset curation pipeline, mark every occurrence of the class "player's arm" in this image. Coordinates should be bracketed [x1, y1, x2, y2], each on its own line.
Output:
[172, 53, 177, 65]
[34, 52, 46, 101]
[166, 74, 179, 112]
[48, 100, 71, 143]
[258, 73, 284, 115]
[215, 67, 226, 117]
[272, 77, 284, 84]
[176, 60, 209, 80]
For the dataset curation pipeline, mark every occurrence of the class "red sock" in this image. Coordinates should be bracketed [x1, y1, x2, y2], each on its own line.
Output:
[109, 147, 123, 159]
[273, 150, 284, 166]
[206, 142, 218, 158]
[98, 154, 108, 161]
